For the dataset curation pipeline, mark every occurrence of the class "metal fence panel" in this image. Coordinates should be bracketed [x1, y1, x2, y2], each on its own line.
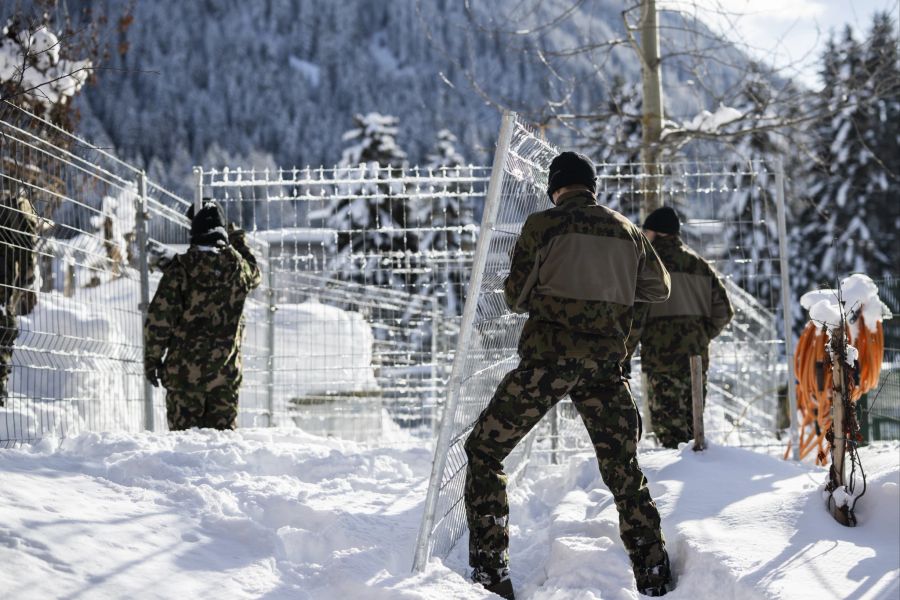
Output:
[413, 112, 792, 569]
[864, 276, 899, 440]
[195, 163, 489, 439]
[1, 105, 149, 444]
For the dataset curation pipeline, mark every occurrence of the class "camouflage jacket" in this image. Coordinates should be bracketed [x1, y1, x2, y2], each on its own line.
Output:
[504, 190, 670, 362]
[639, 235, 734, 371]
[1, 194, 40, 315]
[144, 229, 261, 390]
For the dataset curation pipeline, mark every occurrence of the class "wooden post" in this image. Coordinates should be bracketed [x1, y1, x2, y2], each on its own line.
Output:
[828, 325, 854, 526]
[690, 355, 706, 451]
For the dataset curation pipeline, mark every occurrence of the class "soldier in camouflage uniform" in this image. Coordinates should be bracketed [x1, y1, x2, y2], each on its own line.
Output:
[464, 152, 673, 599]
[144, 201, 261, 430]
[1, 192, 42, 406]
[637, 207, 733, 449]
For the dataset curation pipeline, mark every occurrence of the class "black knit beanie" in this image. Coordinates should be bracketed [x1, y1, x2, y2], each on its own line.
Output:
[186, 200, 228, 246]
[546, 151, 596, 200]
[642, 206, 681, 235]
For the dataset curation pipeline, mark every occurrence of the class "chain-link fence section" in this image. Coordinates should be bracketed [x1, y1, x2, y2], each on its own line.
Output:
[413, 112, 795, 570]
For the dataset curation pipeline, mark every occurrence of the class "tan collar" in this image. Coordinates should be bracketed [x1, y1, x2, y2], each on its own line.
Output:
[555, 189, 596, 206]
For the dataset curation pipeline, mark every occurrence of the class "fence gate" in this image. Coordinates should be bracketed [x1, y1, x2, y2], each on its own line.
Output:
[412, 111, 795, 571]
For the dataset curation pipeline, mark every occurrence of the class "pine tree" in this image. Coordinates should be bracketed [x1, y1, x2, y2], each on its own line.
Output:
[589, 76, 643, 215]
[795, 16, 899, 306]
[720, 63, 803, 310]
[327, 112, 417, 291]
[415, 129, 476, 318]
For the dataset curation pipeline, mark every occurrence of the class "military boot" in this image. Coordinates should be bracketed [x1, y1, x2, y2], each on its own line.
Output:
[634, 552, 672, 597]
[472, 566, 515, 600]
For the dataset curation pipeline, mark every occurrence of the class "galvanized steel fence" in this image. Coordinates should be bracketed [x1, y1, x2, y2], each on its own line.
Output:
[1, 101, 489, 446]
[413, 111, 796, 571]
[196, 163, 488, 441]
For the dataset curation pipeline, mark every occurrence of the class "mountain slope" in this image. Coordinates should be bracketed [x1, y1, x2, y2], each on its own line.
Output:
[70, 0, 751, 192]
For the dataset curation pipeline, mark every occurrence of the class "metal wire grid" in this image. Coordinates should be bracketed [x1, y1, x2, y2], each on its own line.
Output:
[1, 106, 149, 445]
[198, 164, 488, 440]
[865, 276, 899, 441]
[413, 113, 793, 569]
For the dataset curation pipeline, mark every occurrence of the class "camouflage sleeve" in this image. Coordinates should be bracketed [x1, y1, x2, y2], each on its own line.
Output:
[625, 301, 650, 361]
[503, 215, 540, 314]
[635, 234, 670, 303]
[143, 262, 184, 370]
[706, 267, 734, 339]
[228, 228, 262, 291]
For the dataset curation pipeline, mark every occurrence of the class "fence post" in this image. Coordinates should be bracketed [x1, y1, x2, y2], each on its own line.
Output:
[135, 170, 155, 431]
[192, 167, 203, 213]
[774, 159, 800, 460]
[266, 244, 277, 426]
[430, 300, 440, 433]
[412, 111, 517, 573]
[828, 324, 854, 526]
[690, 355, 706, 451]
[550, 405, 560, 464]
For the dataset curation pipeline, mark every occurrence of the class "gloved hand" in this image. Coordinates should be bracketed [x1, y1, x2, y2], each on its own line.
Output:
[145, 364, 161, 388]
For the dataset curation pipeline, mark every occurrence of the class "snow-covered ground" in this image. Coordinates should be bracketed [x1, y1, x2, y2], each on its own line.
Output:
[0, 429, 897, 599]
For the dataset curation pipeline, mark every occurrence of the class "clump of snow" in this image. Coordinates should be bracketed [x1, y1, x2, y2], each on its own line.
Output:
[244, 298, 378, 399]
[800, 274, 892, 336]
[0, 24, 92, 112]
[808, 298, 843, 328]
[845, 343, 859, 367]
[662, 105, 742, 138]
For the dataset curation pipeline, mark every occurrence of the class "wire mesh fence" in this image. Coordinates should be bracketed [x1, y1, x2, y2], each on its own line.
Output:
[198, 163, 488, 441]
[1, 100, 492, 446]
[413, 112, 794, 570]
[1, 103, 155, 444]
[862, 275, 899, 441]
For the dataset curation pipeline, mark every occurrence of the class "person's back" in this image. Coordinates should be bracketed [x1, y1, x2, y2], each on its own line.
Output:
[144, 201, 261, 430]
[642, 235, 731, 370]
[464, 152, 673, 599]
[638, 207, 734, 448]
[156, 243, 258, 390]
[506, 192, 670, 363]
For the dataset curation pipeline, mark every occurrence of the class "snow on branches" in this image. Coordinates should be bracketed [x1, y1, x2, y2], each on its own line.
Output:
[0, 23, 92, 113]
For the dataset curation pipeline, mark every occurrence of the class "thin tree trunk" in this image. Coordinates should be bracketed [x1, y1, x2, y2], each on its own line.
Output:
[639, 0, 664, 219]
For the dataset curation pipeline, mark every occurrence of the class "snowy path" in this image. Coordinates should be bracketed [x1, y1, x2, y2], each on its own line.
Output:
[0, 429, 897, 599]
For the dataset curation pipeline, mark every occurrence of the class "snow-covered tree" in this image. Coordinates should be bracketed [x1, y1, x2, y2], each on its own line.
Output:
[414, 129, 476, 318]
[591, 77, 643, 165]
[719, 64, 807, 310]
[0, 23, 91, 122]
[588, 77, 644, 215]
[327, 113, 417, 291]
[795, 15, 899, 304]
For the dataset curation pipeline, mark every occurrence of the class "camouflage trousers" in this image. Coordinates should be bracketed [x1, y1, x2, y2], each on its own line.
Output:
[0, 310, 18, 405]
[646, 368, 707, 449]
[165, 386, 239, 431]
[464, 357, 668, 587]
